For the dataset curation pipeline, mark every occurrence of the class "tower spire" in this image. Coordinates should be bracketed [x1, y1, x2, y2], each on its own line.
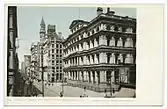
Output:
[40, 16, 45, 27]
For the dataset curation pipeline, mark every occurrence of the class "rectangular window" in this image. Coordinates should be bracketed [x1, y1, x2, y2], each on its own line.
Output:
[52, 49, 54, 53]
[56, 49, 59, 53]
[56, 44, 59, 48]
[60, 44, 62, 48]
[52, 44, 54, 47]
[60, 50, 62, 53]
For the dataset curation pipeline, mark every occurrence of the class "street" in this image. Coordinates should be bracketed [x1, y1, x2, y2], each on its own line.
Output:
[33, 81, 106, 97]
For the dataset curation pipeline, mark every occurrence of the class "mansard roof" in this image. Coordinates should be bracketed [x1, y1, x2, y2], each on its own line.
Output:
[69, 19, 89, 29]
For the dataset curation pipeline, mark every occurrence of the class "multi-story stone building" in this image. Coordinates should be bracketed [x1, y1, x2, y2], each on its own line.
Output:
[39, 18, 64, 82]
[63, 7, 136, 92]
[30, 42, 39, 79]
[24, 55, 31, 77]
[7, 6, 20, 96]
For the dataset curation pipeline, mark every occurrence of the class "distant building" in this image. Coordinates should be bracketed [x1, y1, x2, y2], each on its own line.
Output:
[24, 55, 31, 77]
[30, 42, 38, 79]
[39, 18, 64, 82]
[63, 7, 136, 92]
[21, 61, 25, 73]
[7, 6, 20, 96]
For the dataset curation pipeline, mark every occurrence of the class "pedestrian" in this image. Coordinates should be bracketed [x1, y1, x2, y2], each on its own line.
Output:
[60, 91, 63, 97]
[82, 87, 88, 97]
[112, 88, 115, 98]
[104, 89, 107, 98]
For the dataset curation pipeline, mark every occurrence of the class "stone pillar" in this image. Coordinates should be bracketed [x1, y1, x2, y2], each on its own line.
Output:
[79, 71, 82, 81]
[103, 35, 107, 46]
[87, 56, 90, 65]
[110, 37, 115, 46]
[90, 55, 93, 64]
[90, 71, 93, 83]
[83, 56, 86, 65]
[94, 38, 98, 47]
[111, 70, 115, 83]
[94, 54, 98, 64]
[110, 53, 115, 64]
[76, 71, 79, 80]
[95, 71, 98, 84]
[99, 35, 103, 45]
[83, 71, 86, 81]
[79, 44, 81, 51]
[90, 40, 93, 48]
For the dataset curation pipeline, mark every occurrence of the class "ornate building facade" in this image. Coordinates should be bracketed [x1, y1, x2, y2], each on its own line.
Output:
[30, 42, 39, 79]
[7, 6, 20, 96]
[39, 18, 64, 82]
[63, 7, 136, 92]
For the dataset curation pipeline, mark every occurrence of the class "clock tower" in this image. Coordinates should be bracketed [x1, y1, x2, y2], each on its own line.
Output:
[40, 17, 46, 42]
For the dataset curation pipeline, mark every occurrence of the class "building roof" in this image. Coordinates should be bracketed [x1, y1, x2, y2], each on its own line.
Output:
[52, 32, 63, 41]
[69, 19, 89, 29]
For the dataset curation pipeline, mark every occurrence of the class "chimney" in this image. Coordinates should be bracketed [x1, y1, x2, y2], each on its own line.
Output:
[97, 7, 103, 16]
[107, 7, 110, 13]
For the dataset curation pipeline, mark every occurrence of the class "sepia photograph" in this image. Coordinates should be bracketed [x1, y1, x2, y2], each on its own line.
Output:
[7, 6, 136, 98]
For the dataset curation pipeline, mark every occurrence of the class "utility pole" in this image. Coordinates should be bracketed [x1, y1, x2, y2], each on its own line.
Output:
[41, 44, 44, 97]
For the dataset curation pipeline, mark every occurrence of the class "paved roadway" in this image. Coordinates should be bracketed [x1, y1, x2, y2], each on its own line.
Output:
[33, 81, 105, 97]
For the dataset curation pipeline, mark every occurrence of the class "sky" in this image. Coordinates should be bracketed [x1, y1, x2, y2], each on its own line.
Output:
[17, 6, 136, 67]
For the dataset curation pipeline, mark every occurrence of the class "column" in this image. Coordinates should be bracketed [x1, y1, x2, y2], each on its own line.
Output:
[90, 55, 93, 64]
[94, 54, 98, 64]
[94, 38, 98, 47]
[79, 71, 82, 81]
[111, 70, 115, 83]
[86, 71, 89, 81]
[103, 35, 107, 46]
[90, 71, 93, 83]
[83, 71, 86, 81]
[83, 56, 86, 65]
[87, 56, 89, 65]
[95, 71, 98, 84]
[110, 53, 115, 64]
[110, 37, 115, 46]
[99, 35, 103, 45]
[76, 71, 78, 80]
[90, 40, 93, 48]
[79, 44, 81, 51]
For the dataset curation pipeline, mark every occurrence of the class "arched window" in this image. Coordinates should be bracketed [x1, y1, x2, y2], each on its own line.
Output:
[117, 37, 123, 47]
[111, 25, 114, 31]
[124, 38, 130, 47]
[110, 37, 115, 46]
[106, 25, 110, 30]
[118, 27, 122, 32]
[117, 54, 123, 64]
[114, 26, 118, 31]
[125, 54, 131, 63]
[110, 53, 115, 64]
